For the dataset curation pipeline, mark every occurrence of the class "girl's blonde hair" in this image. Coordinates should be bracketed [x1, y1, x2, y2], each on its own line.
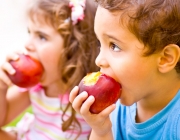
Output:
[27, 0, 99, 138]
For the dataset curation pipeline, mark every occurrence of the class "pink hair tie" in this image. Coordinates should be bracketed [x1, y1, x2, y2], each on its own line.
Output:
[69, 0, 86, 25]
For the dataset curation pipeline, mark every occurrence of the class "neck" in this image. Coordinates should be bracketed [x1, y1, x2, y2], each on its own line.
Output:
[136, 82, 180, 123]
[43, 81, 66, 98]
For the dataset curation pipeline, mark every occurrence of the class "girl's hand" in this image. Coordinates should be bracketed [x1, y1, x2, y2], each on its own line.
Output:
[69, 86, 116, 137]
[0, 52, 20, 91]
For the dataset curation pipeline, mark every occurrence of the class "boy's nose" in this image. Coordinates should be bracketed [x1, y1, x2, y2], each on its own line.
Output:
[95, 51, 108, 68]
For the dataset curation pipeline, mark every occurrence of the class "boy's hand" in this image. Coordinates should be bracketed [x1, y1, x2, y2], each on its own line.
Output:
[69, 86, 116, 137]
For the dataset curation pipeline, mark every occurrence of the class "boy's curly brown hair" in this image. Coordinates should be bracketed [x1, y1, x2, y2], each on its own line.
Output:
[95, 0, 180, 73]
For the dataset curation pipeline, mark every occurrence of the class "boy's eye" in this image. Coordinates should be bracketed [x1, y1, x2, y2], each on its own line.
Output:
[109, 42, 121, 52]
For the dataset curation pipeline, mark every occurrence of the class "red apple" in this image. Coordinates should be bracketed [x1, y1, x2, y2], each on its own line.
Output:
[7, 54, 44, 88]
[78, 71, 121, 114]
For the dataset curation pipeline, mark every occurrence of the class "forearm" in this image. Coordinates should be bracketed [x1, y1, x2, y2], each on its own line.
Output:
[0, 86, 30, 126]
[0, 88, 8, 127]
[89, 129, 114, 140]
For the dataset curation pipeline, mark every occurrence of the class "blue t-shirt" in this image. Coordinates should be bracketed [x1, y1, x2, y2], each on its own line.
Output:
[111, 90, 180, 140]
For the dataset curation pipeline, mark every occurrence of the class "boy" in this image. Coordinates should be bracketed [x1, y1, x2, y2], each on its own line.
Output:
[70, 0, 180, 139]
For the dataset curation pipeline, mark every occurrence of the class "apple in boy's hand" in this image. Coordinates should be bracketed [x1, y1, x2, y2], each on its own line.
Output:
[7, 54, 44, 88]
[78, 71, 121, 114]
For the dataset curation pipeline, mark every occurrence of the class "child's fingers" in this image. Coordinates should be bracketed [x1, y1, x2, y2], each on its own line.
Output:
[99, 104, 116, 118]
[80, 95, 95, 115]
[5, 49, 28, 62]
[69, 86, 79, 103]
[1, 62, 16, 75]
[14, 49, 25, 55]
[6, 53, 19, 62]
[0, 69, 12, 86]
[71, 91, 88, 113]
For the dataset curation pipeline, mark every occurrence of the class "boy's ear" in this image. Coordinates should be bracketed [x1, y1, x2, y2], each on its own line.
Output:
[158, 44, 180, 73]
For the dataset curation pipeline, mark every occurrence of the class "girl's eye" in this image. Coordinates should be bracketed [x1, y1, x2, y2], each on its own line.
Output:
[97, 40, 101, 48]
[109, 42, 121, 52]
[39, 34, 47, 41]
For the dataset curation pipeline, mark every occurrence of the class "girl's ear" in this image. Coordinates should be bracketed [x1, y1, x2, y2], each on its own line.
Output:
[158, 44, 180, 73]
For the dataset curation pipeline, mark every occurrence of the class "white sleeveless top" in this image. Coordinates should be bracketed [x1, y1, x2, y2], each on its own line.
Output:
[16, 84, 91, 140]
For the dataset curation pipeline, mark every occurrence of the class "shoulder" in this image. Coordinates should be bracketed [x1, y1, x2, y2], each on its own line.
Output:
[7, 85, 30, 100]
[162, 108, 180, 140]
[163, 94, 180, 139]
[168, 106, 180, 139]
[176, 113, 180, 139]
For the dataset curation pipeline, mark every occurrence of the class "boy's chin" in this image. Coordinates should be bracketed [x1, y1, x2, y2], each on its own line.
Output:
[119, 98, 135, 106]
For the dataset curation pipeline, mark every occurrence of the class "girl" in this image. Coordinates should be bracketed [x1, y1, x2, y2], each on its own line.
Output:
[0, 0, 99, 139]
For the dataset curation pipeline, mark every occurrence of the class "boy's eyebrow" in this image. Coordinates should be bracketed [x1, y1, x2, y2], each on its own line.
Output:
[106, 34, 120, 42]
[105, 33, 125, 44]
[95, 33, 120, 41]
[95, 33, 125, 44]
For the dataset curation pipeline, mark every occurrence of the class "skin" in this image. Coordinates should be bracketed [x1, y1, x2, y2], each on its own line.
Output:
[0, 15, 65, 139]
[25, 16, 65, 96]
[69, 6, 180, 140]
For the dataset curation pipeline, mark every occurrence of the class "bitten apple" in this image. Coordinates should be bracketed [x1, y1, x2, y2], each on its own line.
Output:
[7, 54, 44, 88]
[78, 71, 121, 114]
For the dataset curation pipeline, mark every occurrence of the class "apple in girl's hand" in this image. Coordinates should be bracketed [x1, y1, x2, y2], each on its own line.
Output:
[78, 71, 121, 114]
[7, 54, 44, 88]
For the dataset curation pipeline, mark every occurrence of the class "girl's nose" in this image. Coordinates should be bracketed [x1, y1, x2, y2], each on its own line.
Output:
[24, 39, 36, 52]
[95, 50, 108, 68]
